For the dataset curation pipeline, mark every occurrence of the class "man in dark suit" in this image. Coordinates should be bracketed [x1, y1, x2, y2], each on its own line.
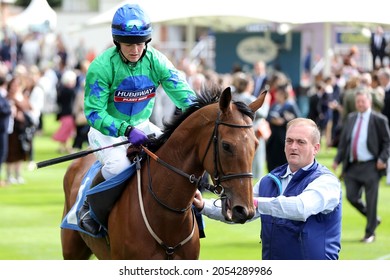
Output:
[333, 87, 390, 243]
[370, 26, 387, 70]
[252, 60, 268, 97]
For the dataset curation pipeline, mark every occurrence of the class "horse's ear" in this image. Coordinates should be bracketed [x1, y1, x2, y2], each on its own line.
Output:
[219, 87, 232, 113]
[249, 90, 267, 112]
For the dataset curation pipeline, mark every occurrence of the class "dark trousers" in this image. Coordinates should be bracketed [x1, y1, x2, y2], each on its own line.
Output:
[372, 51, 385, 69]
[344, 161, 380, 237]
[72, 124, 90, 150]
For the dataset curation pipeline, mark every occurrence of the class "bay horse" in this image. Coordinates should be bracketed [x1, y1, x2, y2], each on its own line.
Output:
[61, 86, 267, 259]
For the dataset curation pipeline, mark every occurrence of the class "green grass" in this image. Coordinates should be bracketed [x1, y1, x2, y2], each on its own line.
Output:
[0, 114, 389, 260]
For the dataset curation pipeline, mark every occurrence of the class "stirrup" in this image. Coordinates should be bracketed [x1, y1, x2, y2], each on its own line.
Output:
[78, 200, 100, 235]
[79, 210, 101, 235]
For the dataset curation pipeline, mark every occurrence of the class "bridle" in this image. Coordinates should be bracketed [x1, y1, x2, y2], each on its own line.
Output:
[136, 109, 254, 259]
[141, 110, 254, 212]
[200, 111, 254, 197]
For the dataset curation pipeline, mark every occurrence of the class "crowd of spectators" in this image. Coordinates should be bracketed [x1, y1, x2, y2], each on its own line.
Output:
[0, 28, 93, 185]
[1, 26, 390, 189]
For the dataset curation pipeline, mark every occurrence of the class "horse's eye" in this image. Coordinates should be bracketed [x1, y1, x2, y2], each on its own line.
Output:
[222, 142, 232, 153]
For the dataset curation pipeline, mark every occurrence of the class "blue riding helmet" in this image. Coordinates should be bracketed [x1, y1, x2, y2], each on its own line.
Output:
[111, 4, 152, 44]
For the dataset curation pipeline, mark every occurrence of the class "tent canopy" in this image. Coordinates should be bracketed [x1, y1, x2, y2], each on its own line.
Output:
[82, 0, 390, 76]
[6, 0, 57, 33]
[85, 0, 390, 29]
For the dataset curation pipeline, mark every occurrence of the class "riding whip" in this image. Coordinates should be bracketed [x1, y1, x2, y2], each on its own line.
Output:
[35, 133, 157, 169]
[35, 140, 130, 169]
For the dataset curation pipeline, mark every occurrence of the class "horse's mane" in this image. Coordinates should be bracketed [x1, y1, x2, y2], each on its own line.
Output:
[147, 86, 255, 152]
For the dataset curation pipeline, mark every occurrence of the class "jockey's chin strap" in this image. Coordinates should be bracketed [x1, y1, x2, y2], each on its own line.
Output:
[135, 155, 195, 259]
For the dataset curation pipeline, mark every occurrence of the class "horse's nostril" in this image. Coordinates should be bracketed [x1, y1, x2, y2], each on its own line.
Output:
[232, 206, 251, 224]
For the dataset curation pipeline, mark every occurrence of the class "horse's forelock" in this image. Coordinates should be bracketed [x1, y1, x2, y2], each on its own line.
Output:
[233, 101, 255, 121]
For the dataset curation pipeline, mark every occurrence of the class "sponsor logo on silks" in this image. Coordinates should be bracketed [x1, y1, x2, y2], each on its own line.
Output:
[114, 87, 155, 103]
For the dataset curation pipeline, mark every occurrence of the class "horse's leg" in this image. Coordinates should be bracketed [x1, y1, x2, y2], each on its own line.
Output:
[61, 228, 92, 260]
[61, 155, 95, 260]
[61, 190, 92, 259]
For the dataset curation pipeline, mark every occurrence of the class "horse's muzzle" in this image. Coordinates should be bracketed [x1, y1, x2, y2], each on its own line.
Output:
[221, 197, 254, 224]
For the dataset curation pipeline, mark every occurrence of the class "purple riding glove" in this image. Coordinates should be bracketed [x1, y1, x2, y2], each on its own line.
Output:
[125, 126, 148, 146]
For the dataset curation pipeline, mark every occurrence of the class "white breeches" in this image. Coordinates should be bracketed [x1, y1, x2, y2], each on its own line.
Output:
[88, 120, 162, 180]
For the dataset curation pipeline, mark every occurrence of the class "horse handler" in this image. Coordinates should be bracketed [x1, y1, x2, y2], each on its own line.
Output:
[79, 3, 196, 235]
[194, 118, 342, 260]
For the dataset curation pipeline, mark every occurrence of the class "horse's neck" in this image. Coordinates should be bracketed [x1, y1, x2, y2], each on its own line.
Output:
[146, 135, 202, 206]
[161, 134, 204, 175]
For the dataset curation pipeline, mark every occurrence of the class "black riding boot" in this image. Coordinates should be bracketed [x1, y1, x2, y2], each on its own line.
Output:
[78, 170, 105, 235]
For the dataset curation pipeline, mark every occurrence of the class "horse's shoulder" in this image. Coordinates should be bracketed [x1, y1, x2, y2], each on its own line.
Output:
[64, 154, 96, 188]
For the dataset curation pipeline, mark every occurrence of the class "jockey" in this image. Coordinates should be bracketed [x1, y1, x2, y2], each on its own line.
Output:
[78, 3, 196, 235]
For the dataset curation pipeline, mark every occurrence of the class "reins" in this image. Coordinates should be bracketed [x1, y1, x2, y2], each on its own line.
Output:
[135, 156, 196, 259]
[146, 155, 193, 213]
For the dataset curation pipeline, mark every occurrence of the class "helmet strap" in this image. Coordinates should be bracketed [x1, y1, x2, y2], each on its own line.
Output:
[118, 48, 130, 63]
